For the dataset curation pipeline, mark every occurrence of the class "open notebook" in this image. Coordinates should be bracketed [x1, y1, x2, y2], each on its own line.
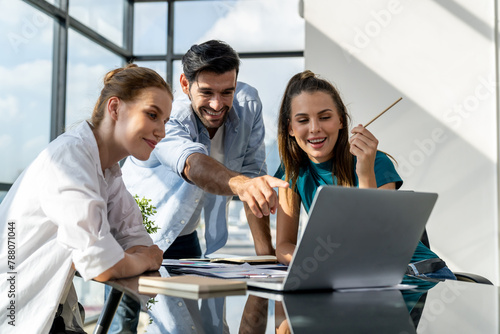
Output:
[246, 186, 438, 291]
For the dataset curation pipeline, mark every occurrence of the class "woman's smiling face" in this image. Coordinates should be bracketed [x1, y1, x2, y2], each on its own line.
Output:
[288, 91, 343, 164]
[115, 86, 172, 161]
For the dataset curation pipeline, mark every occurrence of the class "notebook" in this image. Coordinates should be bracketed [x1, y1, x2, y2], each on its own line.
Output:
[138, 275, 247, 300]
[246, 186, 438, 291]
[138, 275, 247, 293]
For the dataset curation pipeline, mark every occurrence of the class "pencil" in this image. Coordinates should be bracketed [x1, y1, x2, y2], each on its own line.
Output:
[364, 97, 402, 128]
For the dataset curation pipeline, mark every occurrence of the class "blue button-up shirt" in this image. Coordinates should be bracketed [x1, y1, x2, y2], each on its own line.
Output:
[122, 82, 267, 254]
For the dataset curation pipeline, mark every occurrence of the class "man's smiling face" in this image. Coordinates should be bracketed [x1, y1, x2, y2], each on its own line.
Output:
[181, 70, 237, 137]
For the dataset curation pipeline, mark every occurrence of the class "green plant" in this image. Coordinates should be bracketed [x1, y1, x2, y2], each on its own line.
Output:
[134, 195, 160, 328]
[146, 297, 158, 325]
[134, 195, 160, 234]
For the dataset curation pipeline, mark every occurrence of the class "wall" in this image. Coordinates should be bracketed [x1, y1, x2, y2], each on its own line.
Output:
[304, 0, 499, 283]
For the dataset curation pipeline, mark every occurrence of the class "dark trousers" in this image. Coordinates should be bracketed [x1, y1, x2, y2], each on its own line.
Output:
[163, 230, 202, 259]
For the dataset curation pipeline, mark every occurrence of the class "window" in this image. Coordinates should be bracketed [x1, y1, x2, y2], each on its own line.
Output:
[238, 57, 305, 177]
[174, 0, 304, 53]
[69, 0, 124, 47]
[135, 60, 168, 82]
[66, 29, 123, 127]
[0, 0, 53, 185]
[133, 2, 168, 55]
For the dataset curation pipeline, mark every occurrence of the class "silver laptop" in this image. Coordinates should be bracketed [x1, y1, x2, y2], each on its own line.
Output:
[246, 186, 438, 291]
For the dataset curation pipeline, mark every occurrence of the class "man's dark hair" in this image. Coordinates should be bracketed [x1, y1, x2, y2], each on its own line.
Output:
[182, 40, 240, 84]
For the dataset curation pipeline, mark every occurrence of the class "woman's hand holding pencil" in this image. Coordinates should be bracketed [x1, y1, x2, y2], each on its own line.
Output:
[349, 97, 402, 188]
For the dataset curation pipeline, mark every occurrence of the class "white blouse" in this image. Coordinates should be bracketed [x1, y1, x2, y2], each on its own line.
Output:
[0, 121, 153, 334]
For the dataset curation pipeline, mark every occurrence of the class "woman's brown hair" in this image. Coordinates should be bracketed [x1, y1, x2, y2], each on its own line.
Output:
[90, 64, 172, 127]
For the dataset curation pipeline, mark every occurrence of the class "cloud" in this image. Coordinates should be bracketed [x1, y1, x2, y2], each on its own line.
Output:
[0, 134, 12, 149]
[0, 57, 116, 127]
[0, 59, 52, 128]
[69, 1, 123, 46]
[0, 57, 52, 182]
[0, 59, 52, 93]
[1, 0, 52, 55]
[0, 95, 20, 119]
[197, 0, 304, 52]
[0, 0, 32, 25]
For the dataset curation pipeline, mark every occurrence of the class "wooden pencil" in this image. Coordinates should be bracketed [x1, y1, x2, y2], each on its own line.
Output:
[364, 97, 402, 127]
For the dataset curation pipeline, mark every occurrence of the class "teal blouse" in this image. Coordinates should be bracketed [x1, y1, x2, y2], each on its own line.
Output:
[275, 151, 437, 263]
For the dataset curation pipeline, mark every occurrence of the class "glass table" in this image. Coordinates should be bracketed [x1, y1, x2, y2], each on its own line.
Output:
[95, 268, 498, 333]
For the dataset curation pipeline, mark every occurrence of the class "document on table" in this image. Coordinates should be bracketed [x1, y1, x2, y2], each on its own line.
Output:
[162, 259, 234, 268]
[180, 254, 278, 264]
[167, 262, 288, 279]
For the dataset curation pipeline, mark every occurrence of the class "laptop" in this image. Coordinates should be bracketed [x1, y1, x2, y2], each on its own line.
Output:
[246, 185, 438, 291]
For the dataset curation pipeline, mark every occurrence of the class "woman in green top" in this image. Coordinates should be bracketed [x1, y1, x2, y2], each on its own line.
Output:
[275, 70, 455, 280]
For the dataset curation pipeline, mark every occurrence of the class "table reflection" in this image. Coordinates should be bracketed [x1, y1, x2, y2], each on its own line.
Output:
[104, 271, 497, 333]
[277, 290, 415, 333]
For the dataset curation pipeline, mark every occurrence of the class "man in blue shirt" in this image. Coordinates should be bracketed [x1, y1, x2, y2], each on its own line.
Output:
[107, 40, 288, 333]
[123, 39, 287, 258]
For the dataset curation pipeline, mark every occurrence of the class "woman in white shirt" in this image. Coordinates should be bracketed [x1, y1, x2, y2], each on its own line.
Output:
[0, 64, 172, 334]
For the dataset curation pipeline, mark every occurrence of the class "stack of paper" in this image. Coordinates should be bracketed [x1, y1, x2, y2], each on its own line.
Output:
[168, 263, 288, 279]
[180, 255, 278, 264]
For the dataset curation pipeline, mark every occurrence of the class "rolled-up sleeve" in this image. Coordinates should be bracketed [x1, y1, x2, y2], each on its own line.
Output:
[71, 234, 124, 281]
[154, 117, 208, 180]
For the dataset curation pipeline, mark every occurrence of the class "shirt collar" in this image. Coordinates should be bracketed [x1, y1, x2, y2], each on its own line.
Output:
[77, 121, 121, 179]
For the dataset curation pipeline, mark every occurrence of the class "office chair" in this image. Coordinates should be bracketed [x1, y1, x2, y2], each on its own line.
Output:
[420, 230, 493, 285]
